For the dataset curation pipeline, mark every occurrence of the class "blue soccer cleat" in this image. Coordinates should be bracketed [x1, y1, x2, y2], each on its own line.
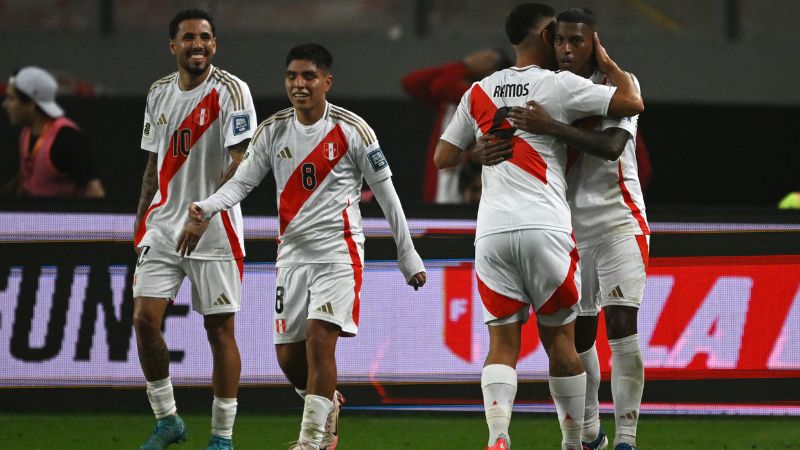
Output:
[614, 444, 637, 450]
[206, 435, 233, 449]
[139, 414, 188, 450]
[582, 427, 609, 450]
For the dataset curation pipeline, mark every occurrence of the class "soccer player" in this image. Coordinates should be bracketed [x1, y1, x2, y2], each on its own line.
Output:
[184, 43, 427, 450]
[503, 8, 648, 450]
[132, 9, 256, 450]
[434, 3, 644, 450]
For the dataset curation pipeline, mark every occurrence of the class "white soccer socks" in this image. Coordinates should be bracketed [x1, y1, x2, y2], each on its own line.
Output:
[481, 364, 517, 446]
[146, 377, 177, 419]
[295, 387, 307, 399]
[610, 334, 644, 446]
[299, 394, 333, 448]
[549, 372, 587, 449]
[578, 344, 602, 442]
[211, 396, 238, 439]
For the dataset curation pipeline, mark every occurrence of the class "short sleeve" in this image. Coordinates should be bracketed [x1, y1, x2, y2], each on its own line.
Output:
[555, 71, 616, 123]
[440, 88, 477, 150]
[222, 79, 257, 149]
[140, 97, 157, 152]
[600, 74, 640, 135]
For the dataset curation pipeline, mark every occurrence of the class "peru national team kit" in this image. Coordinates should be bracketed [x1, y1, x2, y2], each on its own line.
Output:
[567, 69, 649, 316]
[441, 64, 618, 326]
[133, 65, 257, 314]
[195, 101, 422, 342]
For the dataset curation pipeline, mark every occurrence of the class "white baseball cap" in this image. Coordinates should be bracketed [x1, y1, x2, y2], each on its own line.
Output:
[10, 66, 64, 118]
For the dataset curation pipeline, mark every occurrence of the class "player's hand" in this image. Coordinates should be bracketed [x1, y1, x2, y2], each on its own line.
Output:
[176, 219, 210, 257]
[508, 100, 554, 135]
[188, 203, 206, 224]
[593, 32, 619, 74]
[408, 272, 427, 291]
[471, 134, 513, 166]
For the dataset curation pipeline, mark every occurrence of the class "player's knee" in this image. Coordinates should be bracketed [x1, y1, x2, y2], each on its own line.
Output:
[132, 309, 161, 336]
[604, 306, 638, 339]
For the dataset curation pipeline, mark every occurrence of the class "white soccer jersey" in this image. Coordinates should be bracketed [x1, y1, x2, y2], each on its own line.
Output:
[136, 66, 257, 260]
[226, 102, 392, 267]
[567, 70, 649, 245]
[441, 65, 617, 239]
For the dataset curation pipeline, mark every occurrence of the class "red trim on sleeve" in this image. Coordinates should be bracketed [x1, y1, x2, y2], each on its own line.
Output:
[469, 84, 547, 184]
[278, 124, 349, 236]
[134, 89, 221, 246]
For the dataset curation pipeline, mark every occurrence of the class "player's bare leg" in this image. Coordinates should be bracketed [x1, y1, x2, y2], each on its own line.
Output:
[134, 297, 187, 449]
[204, 313, 240, 447]
[604, 305, 642, 449]
[277, 341, 309, 392]
[575, 314, 607, 448]
[482, 322, 520, 449]
[539, 319, 586, 450]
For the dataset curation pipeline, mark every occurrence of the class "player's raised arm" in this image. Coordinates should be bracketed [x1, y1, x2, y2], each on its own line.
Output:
[508, 100, 630, 161]
[594, 33, 644, 118]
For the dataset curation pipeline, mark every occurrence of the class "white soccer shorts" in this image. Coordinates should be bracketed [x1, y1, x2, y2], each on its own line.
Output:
[273, 263, 362, 344]
[475, 229, 581, 327]
[577, 234, 649, 316]
[133, 245, 243, 315]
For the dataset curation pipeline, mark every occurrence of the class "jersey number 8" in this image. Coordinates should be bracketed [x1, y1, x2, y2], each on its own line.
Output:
[302, 163, 317, 190]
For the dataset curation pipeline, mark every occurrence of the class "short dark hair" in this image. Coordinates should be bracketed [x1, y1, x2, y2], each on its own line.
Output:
[169, 9, 216, 39]
[505, 3, 556, 45]
[285, 43, 333, 71]
[557, 7, 597, 27]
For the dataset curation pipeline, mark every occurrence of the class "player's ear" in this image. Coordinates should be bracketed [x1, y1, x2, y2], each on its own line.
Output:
[324, 73, 333, 93]
[169, 39, 177, 56]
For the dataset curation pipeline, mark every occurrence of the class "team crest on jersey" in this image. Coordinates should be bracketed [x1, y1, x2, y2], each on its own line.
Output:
[324, 142, 338, 161]
[233, 114, 250, 135]
[368, 148, 388, 172]
[195, 108, 209, 126]
[275, 319, 287, 334]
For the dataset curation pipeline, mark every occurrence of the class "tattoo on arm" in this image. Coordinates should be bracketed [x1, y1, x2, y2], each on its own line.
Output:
[221, 139, 250, 184]
[135, 153, 159, 231]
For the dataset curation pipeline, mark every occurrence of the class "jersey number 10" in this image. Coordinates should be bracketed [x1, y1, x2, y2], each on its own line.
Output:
[171, 129, 193, 157]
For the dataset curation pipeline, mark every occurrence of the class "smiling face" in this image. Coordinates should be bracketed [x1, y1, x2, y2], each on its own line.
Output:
[170, 18, 216, 78]
[554, 21, 595, 78]
[285, 58, 332, 123]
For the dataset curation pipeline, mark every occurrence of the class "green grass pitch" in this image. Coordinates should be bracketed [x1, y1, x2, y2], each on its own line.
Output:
[2, 412, 799, 449]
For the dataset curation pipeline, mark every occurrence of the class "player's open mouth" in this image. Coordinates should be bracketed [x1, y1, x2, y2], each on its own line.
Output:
[293, 92, 310, 99]
[190, 53, 206, 63]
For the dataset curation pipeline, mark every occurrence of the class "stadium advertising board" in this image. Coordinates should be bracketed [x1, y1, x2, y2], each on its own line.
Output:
[1, 256, 798, 387]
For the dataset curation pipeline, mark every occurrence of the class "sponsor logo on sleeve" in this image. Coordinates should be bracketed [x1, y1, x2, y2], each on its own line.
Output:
[233, 114, 250, 136]
[142, 121, 153, 141]
[368, 148, 389, 172]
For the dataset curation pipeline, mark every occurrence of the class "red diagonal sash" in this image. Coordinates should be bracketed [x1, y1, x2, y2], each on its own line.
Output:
[469, 84, 547, 184]
[135, 89, 220, 245]
[279, 124, 349, 235]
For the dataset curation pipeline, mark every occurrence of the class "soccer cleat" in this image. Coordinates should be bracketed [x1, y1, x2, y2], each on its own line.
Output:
[320, 390, 345, 449]
[582, 428, 609, 450]
[139, 414, 188, 450]
[613, 444, 637, 450]
[206, 435, 233, 449]
[288, 440, 320, 450]
[485, 434, 510, 449]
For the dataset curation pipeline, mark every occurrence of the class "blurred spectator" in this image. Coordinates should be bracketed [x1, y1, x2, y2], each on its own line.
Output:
[1, 66, 104, 198]
[458, 160, 482, 204]
[402, 48, 511, 203]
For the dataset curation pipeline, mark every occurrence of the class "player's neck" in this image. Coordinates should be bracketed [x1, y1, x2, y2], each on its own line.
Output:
[514, 49, 548, 70]
[295, 102, 326, 126]
[178, 66, 212, 91]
